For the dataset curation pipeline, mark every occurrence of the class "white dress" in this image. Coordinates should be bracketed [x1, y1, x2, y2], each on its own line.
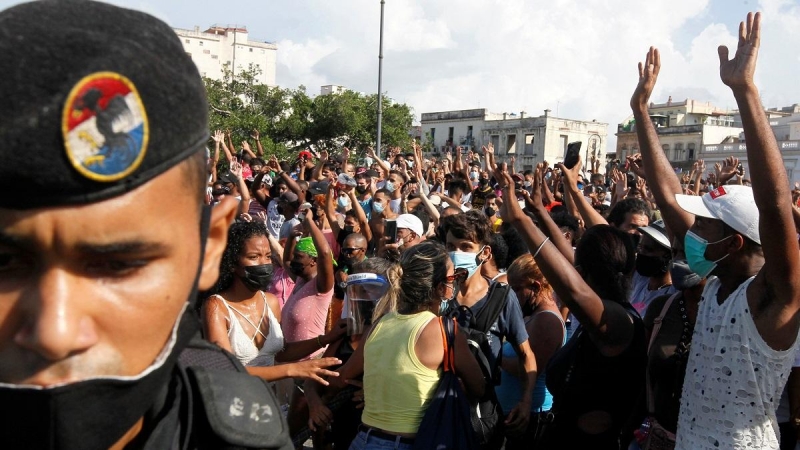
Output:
[213, 292, 285, 367]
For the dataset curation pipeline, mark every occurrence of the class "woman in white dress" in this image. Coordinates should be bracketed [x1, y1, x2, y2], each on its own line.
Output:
[203, 221, 346, 384]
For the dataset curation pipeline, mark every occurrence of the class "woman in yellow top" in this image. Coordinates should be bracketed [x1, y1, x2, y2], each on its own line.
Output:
[329, 241, 485, 449]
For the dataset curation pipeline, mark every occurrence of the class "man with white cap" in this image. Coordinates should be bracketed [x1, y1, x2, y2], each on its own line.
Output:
[629, 13, 800, 450]
[381, 213, 425, 258]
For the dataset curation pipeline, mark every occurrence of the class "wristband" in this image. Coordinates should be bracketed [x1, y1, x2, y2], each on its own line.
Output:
[316, 335, 323, 348]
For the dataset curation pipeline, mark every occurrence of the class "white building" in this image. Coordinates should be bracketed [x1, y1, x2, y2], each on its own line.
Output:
[321, 85, 347, 96]
[420, 108, 608, 173]
[174, 25, 277, 86]
[615, 97, 743, 171]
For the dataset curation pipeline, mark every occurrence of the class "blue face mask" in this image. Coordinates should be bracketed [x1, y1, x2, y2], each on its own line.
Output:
[337, 195, 350, 208]
[372, 201, 385, 215]
[384, 181, 396, 193]
[448, 246, 486, 280]
[684, 230, 732, 278]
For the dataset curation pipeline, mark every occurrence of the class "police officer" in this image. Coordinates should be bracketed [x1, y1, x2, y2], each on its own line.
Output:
[0, 1, 291, 448]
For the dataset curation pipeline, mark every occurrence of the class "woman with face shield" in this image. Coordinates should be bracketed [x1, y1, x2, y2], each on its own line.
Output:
[304, 258, 394, 449]
[202, 222, 347, 385]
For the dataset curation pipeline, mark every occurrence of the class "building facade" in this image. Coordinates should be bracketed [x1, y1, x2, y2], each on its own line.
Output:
[420, 108, 608, 173]
[174, 26, 277, 86]
[614, 97, 742, 170]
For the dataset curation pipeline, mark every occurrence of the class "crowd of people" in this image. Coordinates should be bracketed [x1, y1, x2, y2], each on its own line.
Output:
[3, 2, 800, 450]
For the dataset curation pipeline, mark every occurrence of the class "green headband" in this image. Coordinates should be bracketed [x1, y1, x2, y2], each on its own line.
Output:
[295, 237, 318, 258]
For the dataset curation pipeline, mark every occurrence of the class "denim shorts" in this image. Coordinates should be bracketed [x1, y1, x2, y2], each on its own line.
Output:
[348, 430, 414, 450]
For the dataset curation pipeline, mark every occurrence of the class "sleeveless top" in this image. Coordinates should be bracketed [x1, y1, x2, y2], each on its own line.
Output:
[542, 303, 647, 449]
[213, 293, 285, 367]
[496, 310, 566, 413]
[362, 311, 441, 434]
[281, 276, 334, 360]
[675, 276, 800, 450]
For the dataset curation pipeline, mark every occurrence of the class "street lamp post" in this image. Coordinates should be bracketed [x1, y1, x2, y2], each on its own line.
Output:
[376, 0, 385, 159]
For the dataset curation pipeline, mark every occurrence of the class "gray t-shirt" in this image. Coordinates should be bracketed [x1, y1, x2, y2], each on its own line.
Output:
[279, 217, 301, 241]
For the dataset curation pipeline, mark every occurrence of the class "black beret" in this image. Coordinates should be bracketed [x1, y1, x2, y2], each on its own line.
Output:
[0, 0, 208, 209]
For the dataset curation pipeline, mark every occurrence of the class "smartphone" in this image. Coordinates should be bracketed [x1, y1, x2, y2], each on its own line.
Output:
[384, 219, 398, 244]
[737, 163, 744, 175]
[563, 141, 582, 169]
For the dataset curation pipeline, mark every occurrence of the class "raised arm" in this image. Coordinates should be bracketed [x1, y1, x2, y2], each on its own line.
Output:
[721, 12, 800, 321]
[311, 150, 328, 181]
[324, 183, 342, 237]
[498, 171, 635, 355]
[347, 188, 372, 242]
[630, 47, 694, 239]
[251, 129, 264, 156]
[302, 209, 335, 294]
[241, 140, 258, 159]
[558, 156, 608, 228]
[527, 164, 575, 263]
[367, 146, 390, 177]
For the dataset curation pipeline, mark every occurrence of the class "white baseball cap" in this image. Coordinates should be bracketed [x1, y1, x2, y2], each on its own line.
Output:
[638, 219, 671, 250]
[675, 185, 760, 245]
[396, 213, 424, 237]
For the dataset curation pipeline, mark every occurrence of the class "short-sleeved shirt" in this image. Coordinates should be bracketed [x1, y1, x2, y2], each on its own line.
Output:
[279, 217, 300, 241]
[455, 281, 529, 379]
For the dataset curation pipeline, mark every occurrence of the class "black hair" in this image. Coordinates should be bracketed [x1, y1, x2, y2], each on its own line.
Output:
[500, 223, 528, 264]
[574, 225, 636, 303]
[448, 179, 469, 196]
[411, 205, 430, 230]
[607, 198, 651, 228]
[551, 211, 580, 235]
[208, 221, 269, 295]
[441, 210, 492, 245]
[488, 233, 509, 270]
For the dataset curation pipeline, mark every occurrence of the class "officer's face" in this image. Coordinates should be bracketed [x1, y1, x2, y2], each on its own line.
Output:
[0, 165, 236, 386]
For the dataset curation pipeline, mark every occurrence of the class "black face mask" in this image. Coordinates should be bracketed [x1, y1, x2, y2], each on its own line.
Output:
[670, 259, 702, 290]
[355, 186, 368, 195]
[289, 262, 305, 277]
[635, 253, 670, 277]
[479, 178, 489, 186]
[343, 225, 355, 234]
[239, 263, 274, 292]
[0, 206, 212, 449]
[484, 207, 496, 217]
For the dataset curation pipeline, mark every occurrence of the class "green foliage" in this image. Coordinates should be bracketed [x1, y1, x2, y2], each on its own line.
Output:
[204, 66, 414, 164]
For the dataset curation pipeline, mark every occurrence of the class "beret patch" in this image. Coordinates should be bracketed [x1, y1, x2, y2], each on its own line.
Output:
[62, 71, 149, 182]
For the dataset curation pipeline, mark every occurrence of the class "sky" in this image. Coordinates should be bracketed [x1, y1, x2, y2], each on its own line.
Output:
[5, 0, 800, 150]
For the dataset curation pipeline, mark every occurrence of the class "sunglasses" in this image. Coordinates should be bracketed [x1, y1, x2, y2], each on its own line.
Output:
[342, 247, 364, 254]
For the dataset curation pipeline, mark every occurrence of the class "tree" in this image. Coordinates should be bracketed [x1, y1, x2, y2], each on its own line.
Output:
[203, 66, 414, 165]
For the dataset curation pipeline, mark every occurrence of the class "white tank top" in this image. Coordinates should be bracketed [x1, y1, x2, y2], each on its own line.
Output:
[213, 293, 285, 367]
[675, 276, 800, 449]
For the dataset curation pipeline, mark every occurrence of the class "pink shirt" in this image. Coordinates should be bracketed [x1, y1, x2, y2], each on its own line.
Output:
[268, 266, 296, 309]
[281, 275, 333, 360]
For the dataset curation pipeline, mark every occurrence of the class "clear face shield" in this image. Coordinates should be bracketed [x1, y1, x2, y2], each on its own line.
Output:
[343, 273, 390, 335]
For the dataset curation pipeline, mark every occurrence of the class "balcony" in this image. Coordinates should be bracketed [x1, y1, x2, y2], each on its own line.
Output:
[702, 140, 800, 153]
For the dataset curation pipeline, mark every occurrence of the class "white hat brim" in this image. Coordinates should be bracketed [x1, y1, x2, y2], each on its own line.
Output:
[675, 194, 715, 219]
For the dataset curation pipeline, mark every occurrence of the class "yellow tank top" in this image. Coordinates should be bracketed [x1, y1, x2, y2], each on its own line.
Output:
[362, 311, 441, 434]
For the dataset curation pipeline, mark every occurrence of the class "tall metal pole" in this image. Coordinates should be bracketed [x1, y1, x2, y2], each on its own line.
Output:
[376, 0, 385, 159]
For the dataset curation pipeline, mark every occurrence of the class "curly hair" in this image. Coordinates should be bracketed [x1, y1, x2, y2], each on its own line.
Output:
[208, 221, 269, 295]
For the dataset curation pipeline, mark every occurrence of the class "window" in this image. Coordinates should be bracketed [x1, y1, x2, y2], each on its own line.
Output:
[199, 41, 203, 46]
[507, 135, 517, 154]
[185, 39, 190, 44]
[687, 143, 696, 160]
[203, 49, 210, 54]
[560, 135, 568, 156]
[675, 143, 684, 161]
[491, 135, 500, 152]
[662, 144, 670, 160]
[211, 55, 218, 59]
[524, 134, 535, 155]
[430, 128, 435, 144]
[249, 48, 253, 52]
[448, 127, 454, 144]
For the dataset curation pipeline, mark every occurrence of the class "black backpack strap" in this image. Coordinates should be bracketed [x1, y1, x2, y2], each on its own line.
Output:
[472, 281, 509, 333]
[179, 336, 245, 371]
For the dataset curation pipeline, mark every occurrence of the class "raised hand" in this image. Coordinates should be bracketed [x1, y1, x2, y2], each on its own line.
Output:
[719, 12, 760, 90]
[320, 150, 329, 161]
[230, 158, 242, 178]
[626, 153, 647, 179]
[366, 146, 377, 159]
[242, 140, 252, 152]
[717, 156, 740, 184]
[631, 47, 661, 110]
[212, 130, 224, 143]
[250, 129, 260, 140]
[342, 147, 351, 162]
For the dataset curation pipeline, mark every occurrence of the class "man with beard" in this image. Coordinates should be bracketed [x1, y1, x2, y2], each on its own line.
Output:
[471, 171, 494, 212]
[0, 1, 290, 448]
